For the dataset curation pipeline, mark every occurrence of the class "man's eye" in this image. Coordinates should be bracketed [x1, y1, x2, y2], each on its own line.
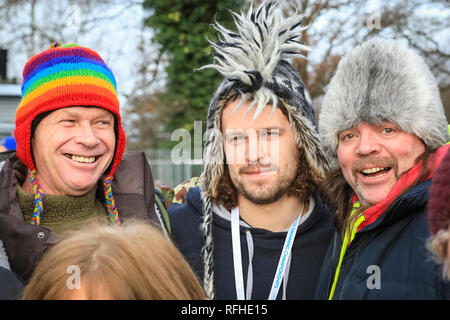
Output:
[97, 120, 112, 125]
[382, 127, 394, 134]
[261, 130, 279, 137]
[340, 133, 354, 141]
[229, 136, 245, 143]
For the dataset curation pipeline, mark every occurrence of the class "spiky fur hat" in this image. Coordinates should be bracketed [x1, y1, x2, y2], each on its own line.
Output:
[319, 38, 448, 167]
[198, 1, 330, 299]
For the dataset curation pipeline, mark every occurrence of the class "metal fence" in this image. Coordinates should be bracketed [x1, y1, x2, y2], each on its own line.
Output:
[145, 149, 202, 188]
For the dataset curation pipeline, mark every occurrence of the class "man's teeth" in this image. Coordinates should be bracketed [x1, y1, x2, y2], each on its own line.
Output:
[361, 167, 391, 177]
[361, 167, 387, 174]
[66, 154, 96, 163]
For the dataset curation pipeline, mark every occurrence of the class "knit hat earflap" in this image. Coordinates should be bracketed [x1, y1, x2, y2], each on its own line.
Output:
[14, 42, 126, 226]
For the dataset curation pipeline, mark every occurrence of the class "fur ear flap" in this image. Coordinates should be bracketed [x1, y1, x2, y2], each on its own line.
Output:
[200, 106, 224, 199]
[283, 100, 330, 181]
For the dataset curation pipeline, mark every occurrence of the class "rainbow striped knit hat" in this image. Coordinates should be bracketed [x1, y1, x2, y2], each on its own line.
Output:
[14, 42, 125, 226]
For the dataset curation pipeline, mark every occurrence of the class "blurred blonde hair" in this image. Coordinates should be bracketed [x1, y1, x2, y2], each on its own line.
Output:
[22, 220, 206, 300]
[427, 224, 450, 280]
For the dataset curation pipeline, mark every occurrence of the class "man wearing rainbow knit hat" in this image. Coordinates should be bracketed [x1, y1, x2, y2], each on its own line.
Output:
[0, 42, 169, 283]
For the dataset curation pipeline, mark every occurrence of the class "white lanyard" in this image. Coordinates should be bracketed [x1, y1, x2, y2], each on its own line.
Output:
[231, 207, 246, 300]
[231, 203, 304, 300]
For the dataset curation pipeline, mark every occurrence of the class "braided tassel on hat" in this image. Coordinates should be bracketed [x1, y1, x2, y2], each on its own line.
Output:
[29, 171, 122, 226]
[49, 41, 61, 48]
[30, 169, 44, 225]
[200, 196, 215, 299]
[103, 176, 120, 226]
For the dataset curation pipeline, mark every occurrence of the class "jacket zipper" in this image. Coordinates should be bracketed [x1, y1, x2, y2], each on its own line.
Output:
[328, 212, 365, 300]
[326, 231, 339, 298]
[337, 243, 354, 300]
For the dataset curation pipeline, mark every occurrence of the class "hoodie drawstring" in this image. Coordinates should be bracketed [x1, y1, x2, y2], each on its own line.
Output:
[245, 230, 254, 300]
[243, 229, 291, 300]
[231, 204, 304, 300]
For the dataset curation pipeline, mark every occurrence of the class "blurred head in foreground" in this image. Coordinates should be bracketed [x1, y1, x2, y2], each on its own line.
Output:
[22, 220, 206, 300]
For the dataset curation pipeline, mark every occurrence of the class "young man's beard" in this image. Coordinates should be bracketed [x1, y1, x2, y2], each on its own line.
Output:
[230, 161, 299, 205]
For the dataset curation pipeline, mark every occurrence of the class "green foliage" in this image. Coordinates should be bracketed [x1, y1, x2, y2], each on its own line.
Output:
[143, 0, 244, 147]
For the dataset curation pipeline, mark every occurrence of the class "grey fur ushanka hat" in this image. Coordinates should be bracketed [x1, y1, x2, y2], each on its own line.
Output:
[319, 37, 448, 167]
[197, 1, 330, 299]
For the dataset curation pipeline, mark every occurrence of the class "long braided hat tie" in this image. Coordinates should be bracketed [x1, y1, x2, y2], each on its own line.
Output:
[29, 171, 120, 227]
[29, 169, 43, 225]
[200, 197, 215, 299]
[103, 175, 121, 225]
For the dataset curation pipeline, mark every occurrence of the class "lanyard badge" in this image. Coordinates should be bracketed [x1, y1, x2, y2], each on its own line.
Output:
[231, 203, 305, 300]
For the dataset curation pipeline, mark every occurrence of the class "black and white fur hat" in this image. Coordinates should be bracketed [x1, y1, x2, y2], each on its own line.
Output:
[198, 1, 330, 299]
[319, 37, 449, 168]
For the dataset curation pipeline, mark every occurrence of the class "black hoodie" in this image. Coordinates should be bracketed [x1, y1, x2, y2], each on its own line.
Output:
[168, 186, 334, 300]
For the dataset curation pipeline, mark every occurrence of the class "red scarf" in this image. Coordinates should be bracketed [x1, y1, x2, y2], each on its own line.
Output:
[354, 144, 450, 232]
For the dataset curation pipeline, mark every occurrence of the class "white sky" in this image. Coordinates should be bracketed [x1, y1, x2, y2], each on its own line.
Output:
[1, 0, 449, 115]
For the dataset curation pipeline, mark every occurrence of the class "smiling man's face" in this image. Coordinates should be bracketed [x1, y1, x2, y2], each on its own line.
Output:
[31, 106, 116, 196]
[337, 122, 426, 208]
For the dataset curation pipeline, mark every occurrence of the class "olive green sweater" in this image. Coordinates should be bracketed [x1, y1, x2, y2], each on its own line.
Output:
[17, 184, 108, 235]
